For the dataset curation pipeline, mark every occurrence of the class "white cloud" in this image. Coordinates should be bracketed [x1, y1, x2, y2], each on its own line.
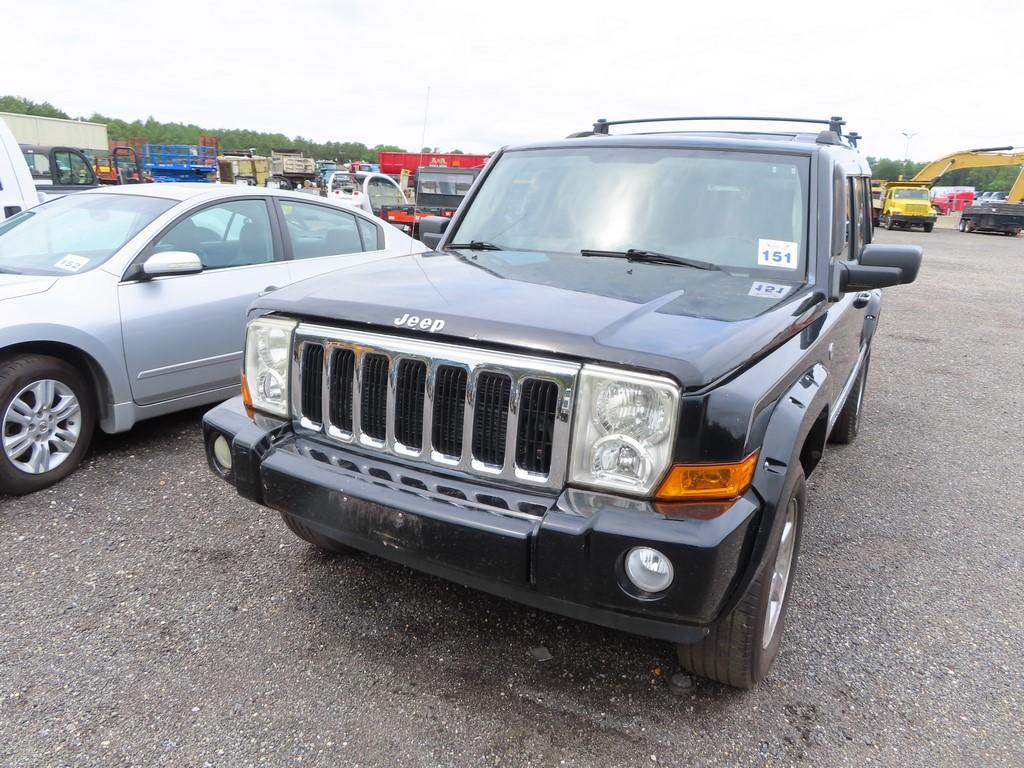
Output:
[4, 0, 1023, 160]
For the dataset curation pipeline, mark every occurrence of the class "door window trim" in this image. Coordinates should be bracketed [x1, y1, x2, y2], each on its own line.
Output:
[122, 196, 285, 282]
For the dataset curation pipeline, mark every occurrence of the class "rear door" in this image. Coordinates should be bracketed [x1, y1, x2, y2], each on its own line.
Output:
[117, 196, 291, 404]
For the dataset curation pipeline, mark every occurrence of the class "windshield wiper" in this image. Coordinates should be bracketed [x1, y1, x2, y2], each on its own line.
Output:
[580, 248, 721, 271]
[446, 240, 503, 251]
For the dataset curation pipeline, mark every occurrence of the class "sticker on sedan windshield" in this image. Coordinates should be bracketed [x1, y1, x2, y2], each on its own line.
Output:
[757, 239, 799, 270]
[54, 254, 90, 272]
[748, 281, 791, 298]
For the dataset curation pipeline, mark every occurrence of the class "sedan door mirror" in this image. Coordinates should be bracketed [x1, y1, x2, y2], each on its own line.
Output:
[838, 244, 922, 292]
[141, 251, 203, 278]
[418, 216, 450, 250]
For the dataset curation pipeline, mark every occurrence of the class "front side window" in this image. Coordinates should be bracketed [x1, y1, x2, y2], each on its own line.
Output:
[152, 199, 274, 269]
[366, 177, 405, 211]
[0, 193, 174, 275]
[451, 147, 810, 275]
[22, 151, 51, 179]
[280, 200, 368, 259]
[52, 150, 93, 185]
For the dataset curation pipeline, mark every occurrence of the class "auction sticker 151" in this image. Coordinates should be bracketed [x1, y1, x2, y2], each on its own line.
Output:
[757, 238, 799, 270]
[748, 281, 791, 298]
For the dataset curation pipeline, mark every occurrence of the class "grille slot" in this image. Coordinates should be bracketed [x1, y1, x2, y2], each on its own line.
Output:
[432, 366, 467, 458]
[360, 353, 389, 441]
[472, 372, 512, 466]
[328, 348, 355, 431]
[395, 359, 426, 449]
[515, 378, 559, 475]
[300, 343, 325, 423]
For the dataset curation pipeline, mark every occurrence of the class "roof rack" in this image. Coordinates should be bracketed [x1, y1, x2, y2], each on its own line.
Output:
[586, 115, 856, 146]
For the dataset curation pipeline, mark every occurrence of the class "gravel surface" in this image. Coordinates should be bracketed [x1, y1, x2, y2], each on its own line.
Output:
[2, 229, 1021, 767]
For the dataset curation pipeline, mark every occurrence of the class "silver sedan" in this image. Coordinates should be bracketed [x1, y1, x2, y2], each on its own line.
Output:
[0, 183, 427, 493]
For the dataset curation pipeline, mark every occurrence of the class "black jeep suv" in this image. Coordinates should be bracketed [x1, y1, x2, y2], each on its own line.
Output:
[203, 116, 921, 688]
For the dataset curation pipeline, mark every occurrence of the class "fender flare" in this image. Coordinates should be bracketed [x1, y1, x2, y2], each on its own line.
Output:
[712, 362, 832, 621]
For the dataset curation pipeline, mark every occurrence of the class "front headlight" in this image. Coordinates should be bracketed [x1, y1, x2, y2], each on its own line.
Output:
[569, 365, 680, 496]
[244, 316, 297, 417]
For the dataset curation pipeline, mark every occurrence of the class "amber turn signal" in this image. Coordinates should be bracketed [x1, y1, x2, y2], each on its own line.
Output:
[240, 372, 254, 415]
[655, 450, 760, 501]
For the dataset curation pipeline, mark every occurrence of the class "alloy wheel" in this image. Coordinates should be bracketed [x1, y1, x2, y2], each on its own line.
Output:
[2, 379, 82, 475]
[762, 498, 798, 648]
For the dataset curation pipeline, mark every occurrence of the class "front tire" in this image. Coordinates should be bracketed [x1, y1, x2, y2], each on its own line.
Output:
[0, 355, 95, 495]
[280, 511, 355, 554]
[923, 223, 934, 233]
[677, 468, 806, 688]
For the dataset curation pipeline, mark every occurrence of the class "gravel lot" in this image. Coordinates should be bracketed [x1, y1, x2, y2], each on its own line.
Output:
[2, 228, 1021, 767]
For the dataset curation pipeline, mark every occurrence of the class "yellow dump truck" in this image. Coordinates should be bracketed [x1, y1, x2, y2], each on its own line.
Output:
[871, 181, 936, 232]
[218, 151, 271, 186]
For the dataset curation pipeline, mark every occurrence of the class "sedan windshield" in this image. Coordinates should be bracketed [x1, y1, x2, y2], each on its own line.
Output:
[0, 193, 174, 275]
[449, 147, 810, 274]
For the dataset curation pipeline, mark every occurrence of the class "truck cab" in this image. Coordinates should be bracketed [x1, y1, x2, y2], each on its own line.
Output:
[873, 181, 936, 231]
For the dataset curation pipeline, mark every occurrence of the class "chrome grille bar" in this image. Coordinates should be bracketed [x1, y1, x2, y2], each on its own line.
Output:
[291, 324, 579, 491]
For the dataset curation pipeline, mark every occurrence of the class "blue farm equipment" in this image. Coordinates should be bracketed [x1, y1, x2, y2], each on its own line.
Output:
[141, 137, 218, 182]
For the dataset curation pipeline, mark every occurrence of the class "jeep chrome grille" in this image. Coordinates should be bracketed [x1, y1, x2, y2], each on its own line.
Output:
[291, 325, 578, 490]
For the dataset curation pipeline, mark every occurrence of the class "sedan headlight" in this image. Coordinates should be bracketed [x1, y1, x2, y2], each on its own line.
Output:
[569, 365, 680, 496]
[244, 316, 297, 417]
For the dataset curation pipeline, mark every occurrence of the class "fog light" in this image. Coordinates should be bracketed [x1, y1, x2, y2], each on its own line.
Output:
[212, 434, 233, 473]
[625, 547, 674, 593]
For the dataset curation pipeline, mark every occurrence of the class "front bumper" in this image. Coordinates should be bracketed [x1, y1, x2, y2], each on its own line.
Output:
[890, 213, 936, 225]
[203, 397, 762, 644]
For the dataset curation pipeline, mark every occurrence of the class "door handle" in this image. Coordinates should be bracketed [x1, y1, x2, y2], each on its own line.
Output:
[258, 285, 279, 297]
[852, 292, 871, 309]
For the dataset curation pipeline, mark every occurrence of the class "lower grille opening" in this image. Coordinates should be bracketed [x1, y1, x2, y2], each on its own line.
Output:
[472, 372, 511, 466]
[361, 353, 389, 440]
[300, 344, 325, 423]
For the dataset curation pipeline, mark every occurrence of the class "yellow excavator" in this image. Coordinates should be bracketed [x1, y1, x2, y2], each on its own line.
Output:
[872, 147, 1024, 233]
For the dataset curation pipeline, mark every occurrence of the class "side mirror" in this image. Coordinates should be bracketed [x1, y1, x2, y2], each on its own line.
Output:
[838, 244, 922, 292]
[141, 251, 203, 278]
[418, 215, 450, 250]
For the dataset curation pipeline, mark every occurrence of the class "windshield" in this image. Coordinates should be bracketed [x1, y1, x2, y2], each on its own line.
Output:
[891, 188, 929, 200]
[0, 193, 175, 275]
[450, 147, 810, 274]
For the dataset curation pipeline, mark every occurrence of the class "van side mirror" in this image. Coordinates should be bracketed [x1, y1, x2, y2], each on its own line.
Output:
[838, 244, 922, 292]
[418, 216, 450, 250]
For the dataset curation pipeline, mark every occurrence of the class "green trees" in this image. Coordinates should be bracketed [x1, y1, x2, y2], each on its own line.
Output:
[1, 95, 405, 162]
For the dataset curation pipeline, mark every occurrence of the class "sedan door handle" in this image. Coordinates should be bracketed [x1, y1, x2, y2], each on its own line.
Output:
[258, 285, 279, 297]
[852, 291, 871, 309]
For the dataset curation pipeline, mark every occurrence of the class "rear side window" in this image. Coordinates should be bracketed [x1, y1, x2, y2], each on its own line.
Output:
[280, 200, 371, 259]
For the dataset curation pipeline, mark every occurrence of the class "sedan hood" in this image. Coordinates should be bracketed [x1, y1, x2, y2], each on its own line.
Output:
[0, 274, 59, 301]
[253, 250, 812, 390]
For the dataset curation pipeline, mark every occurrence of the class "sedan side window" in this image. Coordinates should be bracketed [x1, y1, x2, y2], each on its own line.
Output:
[152, 199, 274, 270]
[280, 200, 368, 259]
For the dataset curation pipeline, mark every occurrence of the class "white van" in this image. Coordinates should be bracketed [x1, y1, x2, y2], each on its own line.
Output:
[0, 118, 43, 219]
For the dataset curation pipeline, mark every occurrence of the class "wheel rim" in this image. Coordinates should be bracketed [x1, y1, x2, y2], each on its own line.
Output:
[762, 498, 798, 649]
[2, 379, 81, 475]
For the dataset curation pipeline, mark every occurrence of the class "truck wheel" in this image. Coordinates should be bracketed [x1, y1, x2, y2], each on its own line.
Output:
[829, 351, 870, 445]
[0, 355, 95, 495]
[923, 223, 934, 233]
[676, 468, 806, 688]
[884, 216, 895, 231]
[958, 219, 967, 232]
[280, 511, 354, 554]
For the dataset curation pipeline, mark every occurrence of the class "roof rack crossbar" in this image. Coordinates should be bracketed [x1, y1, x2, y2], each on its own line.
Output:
[591, 115, 847, 137]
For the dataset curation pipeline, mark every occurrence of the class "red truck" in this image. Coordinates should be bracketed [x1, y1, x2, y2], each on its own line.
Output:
[378, 151, 489, 176]
[931, 189, 975, 215]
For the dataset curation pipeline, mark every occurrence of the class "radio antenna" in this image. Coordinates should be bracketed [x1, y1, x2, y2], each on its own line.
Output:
[411, 86, 431, 253]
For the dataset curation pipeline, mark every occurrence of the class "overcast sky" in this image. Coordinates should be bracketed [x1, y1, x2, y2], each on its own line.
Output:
[5, 0, 1023, 161]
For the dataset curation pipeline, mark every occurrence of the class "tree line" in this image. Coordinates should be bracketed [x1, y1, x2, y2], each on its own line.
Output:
[1, 96, 1016, 188]
[0, 95, 468, 163]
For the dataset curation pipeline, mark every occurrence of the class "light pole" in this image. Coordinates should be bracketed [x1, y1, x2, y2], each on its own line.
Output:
[902, 130, 917, 160]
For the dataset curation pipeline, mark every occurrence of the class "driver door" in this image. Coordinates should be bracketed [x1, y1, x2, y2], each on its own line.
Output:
[117, 197, 291, 405]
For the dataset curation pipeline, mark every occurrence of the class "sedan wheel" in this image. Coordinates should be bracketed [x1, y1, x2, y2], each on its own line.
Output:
[3, 379, 82, 474]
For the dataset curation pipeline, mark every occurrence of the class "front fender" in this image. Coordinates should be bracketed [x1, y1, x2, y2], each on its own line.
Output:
[713, 362, 831, 621]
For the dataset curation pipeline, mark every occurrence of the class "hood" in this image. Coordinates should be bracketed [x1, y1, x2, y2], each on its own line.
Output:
[253, 250, 813, 390]
[0, 273, 59, 301]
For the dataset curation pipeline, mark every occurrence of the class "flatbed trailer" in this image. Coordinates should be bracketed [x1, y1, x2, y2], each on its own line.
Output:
[958, 203, 1024, 235]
